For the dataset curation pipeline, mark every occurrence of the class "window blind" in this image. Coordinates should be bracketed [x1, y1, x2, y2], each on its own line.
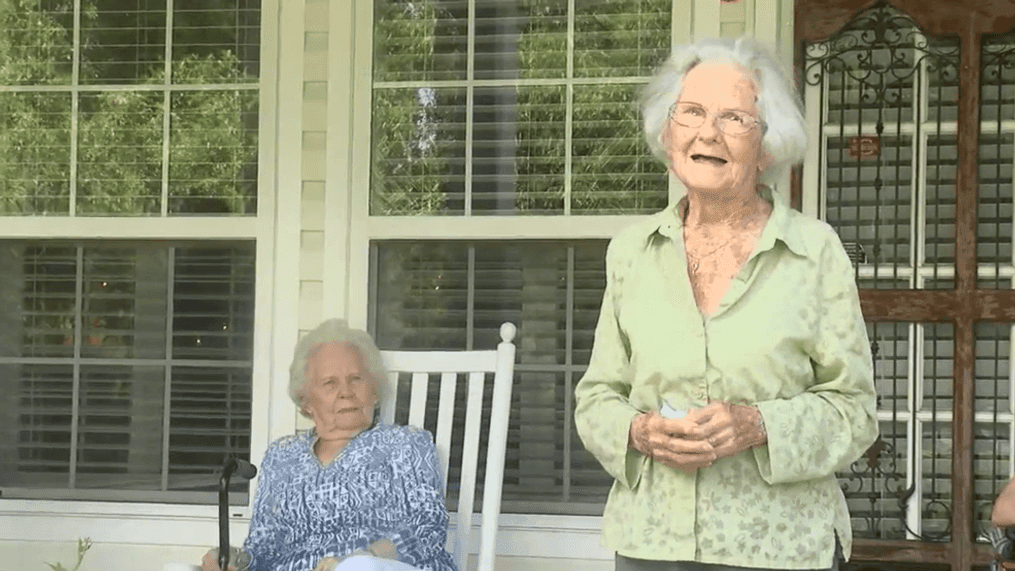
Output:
[0, 241, 254, 503]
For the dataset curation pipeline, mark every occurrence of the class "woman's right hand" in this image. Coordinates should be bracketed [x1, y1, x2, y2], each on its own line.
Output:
[201, 548, 239, 571]
[628, 411, 716, 473]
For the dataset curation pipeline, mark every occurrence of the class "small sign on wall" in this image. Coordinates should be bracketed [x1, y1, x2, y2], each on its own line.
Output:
[847, 135, 881, 159]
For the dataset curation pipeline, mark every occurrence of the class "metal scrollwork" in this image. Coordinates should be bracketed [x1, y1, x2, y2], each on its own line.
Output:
[804, 0, 959, 92]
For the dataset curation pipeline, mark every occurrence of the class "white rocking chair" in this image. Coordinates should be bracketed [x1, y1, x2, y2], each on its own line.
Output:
[379, 323, 517, 571]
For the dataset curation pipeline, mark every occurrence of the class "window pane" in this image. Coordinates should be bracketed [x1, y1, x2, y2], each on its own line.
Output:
[476, 0, 567, 80]
[169, 90, 259, 215]
[925, 39, 960, 125]
[2, 364, 74, 488]
[172, 245, 256, 361]
[974, 323, 1012, 415]
[0, 244, 76, 358]
[924, 135, 957, 267]
[514, 85, 567, 213]
[572, 83, 667, 214]
[0, 241, 254, 501]
[75, 365, 164, 490]
[169, 366, 251, 494]
[977, 134, 1014, 272]
[573, 0, 671, 78]
[515, 0, 567, 80]
[473, 86, 569, 214]
[0, 1, 74, 86]
[374, 0, 468, 82]
[372, 240, 613, 513]
[173, 0, 260, 84]
[0, 92, 72, 215]
[80, 0, 166, 85]
[921, 420, 952, 540]
[81, 245, 168, 359]
[824, 134, 914, 288]
[374, 241, 470, 349]
[921, 323, 954, 413]
[371, 87, 467, 215]
[869, 322, 911, 415]
[77, 92, 164, 216]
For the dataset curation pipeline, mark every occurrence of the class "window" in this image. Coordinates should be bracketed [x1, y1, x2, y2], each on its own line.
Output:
[0, 0, 263, 504]
[366, 0, 672, 514]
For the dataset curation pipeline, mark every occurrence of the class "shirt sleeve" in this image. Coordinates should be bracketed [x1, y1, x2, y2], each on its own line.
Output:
[388, 429, 452, 567]
[574, 237, 648, 490]
[752, 229, 879, 484]
[243, 443, 285, 570]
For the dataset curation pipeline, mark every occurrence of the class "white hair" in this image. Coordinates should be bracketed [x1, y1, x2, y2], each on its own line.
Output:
[288, 319, 388, 417]
[641, 36, 808, 188]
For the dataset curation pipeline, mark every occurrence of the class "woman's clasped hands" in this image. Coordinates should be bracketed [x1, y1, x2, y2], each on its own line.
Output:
[628, 401, 767, 474]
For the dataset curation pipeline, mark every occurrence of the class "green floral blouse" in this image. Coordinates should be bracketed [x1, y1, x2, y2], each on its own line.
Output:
[574, 188, 879, 569]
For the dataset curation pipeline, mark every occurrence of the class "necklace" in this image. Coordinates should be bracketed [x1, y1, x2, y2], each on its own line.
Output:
[685, 235, 737, 272]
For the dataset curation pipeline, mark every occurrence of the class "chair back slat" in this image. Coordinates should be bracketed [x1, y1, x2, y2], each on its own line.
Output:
[407, 372, 429, 430]
[379, 371, 398, 425]
[434, 372, 457, 497]
[377, 321, 516, 571]
[453, 371, 485, 571]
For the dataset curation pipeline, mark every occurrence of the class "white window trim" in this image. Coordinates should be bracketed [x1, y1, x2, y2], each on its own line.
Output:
[0, 0, 288, 533]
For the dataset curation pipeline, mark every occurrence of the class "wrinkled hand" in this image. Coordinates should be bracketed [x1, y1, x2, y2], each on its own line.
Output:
[685, 401, 766, 461]
[313, 556, 341, 571]
[201, 548, 239, 571]
[629, 410, 716, 474]
[368, 539, 398, 560]
[313, 548, 377, 571]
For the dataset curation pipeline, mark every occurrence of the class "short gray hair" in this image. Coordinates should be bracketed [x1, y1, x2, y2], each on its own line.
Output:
[641, 36, 808, 188]
[288, 319, 388, 416]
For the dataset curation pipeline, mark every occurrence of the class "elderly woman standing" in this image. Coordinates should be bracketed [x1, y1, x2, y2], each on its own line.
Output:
[202, 319, 457, 571]
[574, 37, 878, 571]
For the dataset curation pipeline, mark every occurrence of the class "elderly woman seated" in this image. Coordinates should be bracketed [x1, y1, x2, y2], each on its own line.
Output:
[202, 319, 457, 571]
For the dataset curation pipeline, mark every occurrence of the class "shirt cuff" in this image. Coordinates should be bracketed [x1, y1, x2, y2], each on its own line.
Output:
[623, 447, 649, 490]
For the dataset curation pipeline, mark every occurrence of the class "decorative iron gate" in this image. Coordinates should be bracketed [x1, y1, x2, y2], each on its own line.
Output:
[797, 0, 1015, 568]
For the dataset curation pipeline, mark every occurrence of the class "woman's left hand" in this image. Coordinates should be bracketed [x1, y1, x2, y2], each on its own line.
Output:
[313, 551, 372, 571]
[685, 401, 767, 460]
[313, 556, 341, 571]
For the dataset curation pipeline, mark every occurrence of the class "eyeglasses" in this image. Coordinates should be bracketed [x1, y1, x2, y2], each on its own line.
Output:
[669, 102, 767, 136]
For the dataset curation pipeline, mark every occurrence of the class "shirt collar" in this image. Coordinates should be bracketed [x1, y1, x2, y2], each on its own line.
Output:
[645, 186, 812, 260]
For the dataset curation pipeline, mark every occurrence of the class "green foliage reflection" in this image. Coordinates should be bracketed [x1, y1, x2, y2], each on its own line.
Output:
[0, 0, 258, 216]
[372, 0, 670, 215]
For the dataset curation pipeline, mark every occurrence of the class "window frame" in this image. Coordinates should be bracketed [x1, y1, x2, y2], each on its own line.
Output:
[350, 0, 680, 520]
[0, 0, 290, 541]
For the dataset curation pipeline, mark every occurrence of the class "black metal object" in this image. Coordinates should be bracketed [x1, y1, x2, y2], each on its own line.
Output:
[219, 456, 257, 571]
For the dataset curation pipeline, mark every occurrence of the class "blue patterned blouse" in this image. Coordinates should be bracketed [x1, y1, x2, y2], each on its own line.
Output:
[242, 423, 458, 571]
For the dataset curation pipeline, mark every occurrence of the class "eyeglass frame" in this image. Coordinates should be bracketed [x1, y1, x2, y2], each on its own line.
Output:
[668, 101, 768, 136]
